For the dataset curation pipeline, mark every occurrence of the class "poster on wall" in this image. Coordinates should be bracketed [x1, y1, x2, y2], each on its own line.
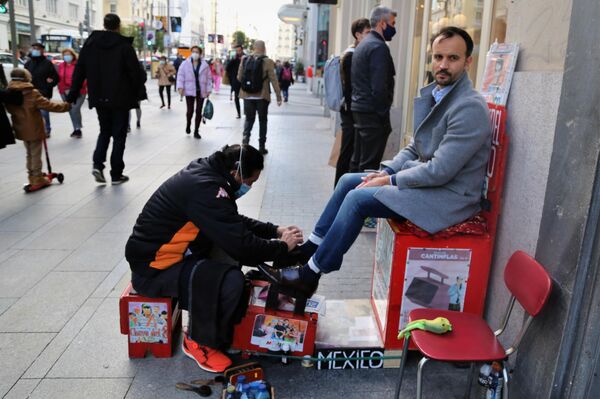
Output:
[128, 302, 169, 344]
[250, 314, 308, 352]
[479, 42, 519, 106]
[399, 248, 472, 330]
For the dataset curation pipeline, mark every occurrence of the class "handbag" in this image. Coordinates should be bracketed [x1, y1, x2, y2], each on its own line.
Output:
[168, 75, 176, 83]
[202, 98, 214, 123]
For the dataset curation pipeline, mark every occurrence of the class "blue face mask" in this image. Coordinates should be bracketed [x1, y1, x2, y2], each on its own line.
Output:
[63, 54, 73, 63]
[234, 183, 251, 199]
[383, 23, 396, 41]
[31, 49, 42, 57]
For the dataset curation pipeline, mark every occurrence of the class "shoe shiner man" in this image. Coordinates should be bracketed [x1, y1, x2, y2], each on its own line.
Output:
[125, 144, 303, 372]
[260, 27, 492, 299]
[5, 69, 70, 188]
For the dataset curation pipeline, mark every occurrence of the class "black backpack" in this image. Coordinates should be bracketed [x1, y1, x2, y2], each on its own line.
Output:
[241, 55, 266, 93]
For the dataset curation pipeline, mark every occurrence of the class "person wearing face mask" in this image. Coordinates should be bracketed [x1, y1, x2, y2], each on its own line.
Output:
[176, 46, 212, 139]
[58, 48, 87, 138]
[155, 55, 176, 109]
[125, 144, 303, 373]
[25, 43, 59, 138]
[349, 6, 397, 174]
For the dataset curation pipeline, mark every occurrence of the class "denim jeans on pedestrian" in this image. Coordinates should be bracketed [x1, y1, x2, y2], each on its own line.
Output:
[60, 92, 85, 130]
[310, 173, 404, 273]
[40, 109, 51, 133]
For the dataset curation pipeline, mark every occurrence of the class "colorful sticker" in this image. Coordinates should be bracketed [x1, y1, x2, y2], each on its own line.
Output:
[128, 302, 169, 344]
[250, 314, 308, 352]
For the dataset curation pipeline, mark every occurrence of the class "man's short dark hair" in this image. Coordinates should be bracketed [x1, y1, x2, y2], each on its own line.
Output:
[104, 13, 121, 31]
[234, 44, 243, 50]
[431, 26, 474, 57]
[351, 18, 370, 39]
[31, 42, 44, 49]
[218, 144, 264, 175]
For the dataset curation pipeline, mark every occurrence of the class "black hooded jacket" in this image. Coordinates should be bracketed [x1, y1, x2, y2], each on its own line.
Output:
[67, 30, 144, 109]
[24, 56, 59, 99]
[125, 153, 289, 277]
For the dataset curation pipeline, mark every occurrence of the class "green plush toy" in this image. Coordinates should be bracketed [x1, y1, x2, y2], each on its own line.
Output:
[397, 317, 453, 340]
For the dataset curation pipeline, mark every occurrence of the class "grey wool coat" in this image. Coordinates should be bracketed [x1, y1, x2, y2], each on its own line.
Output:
[375, 73, 491, 234]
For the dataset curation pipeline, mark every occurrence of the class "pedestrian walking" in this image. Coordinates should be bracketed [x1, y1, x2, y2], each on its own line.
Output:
[25, 42, 59, 138]
[156, 55, 176, 109]
[211, 58, 224, 93]
[129, 61, 148, 131]
[5, 69, 70, 188]
[173, 54, 184, 73]
[278, 61, 294, 103]
[57, 48, 86, 138]
[334, 18, 371, 186]
[67, 13, 145, 185]
[237, 40, 282, 155]
[226, 45, 244, 119]
[350, 6, 397, 172]
[0, 66, 22, 150]
[176, 46, 212, 139]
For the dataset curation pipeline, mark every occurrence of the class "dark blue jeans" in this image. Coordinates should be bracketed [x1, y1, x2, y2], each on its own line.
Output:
[310, 173, 404, 273]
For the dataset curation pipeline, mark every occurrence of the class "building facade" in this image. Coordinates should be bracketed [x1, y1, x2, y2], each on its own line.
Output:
[0, 0, 102, 52]
[324, 0, 600, 397]
[275, 22, 295, 61]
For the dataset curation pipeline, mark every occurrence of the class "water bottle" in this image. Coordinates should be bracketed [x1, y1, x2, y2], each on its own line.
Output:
[225, 385, 237, 399]
[235, 375, 246, 392]
[485, 362, 503, 399]
[255, 384, 270, 399]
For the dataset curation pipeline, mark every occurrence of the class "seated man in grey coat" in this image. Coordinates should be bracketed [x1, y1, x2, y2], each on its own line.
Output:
[261, 27, 492, 298]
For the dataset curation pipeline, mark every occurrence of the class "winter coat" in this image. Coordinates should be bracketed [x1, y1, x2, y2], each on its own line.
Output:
[351, 31, 395, 115]
[226, 57, 242, 90]
[176, 57, 212, 98]
[24, 56, 59, 99]
[376, 73, 492, 234]
[57, 61, 87, 95]
[5, 81, 70, 141]
[237, 55, 281, 103]
[125, 152, 289, 277]
[155, 63, 176, 86]
[278, 66, 294, 90]
[0, 89, 22, 149]
[67, 30, 144, 109]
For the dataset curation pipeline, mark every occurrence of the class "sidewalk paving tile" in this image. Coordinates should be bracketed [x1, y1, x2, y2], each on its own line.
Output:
[0, 249, 71, 298]
[3, 378, 41, 399]
[18, 217, 108, 250]
[54, 231, 130, 272]
[0, 271, 106, 332]
[28, 378, 132, 399]
[0, 333, 55, 397]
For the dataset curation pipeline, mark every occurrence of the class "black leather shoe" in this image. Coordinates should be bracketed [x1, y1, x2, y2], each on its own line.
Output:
[272, 247, 305, 268]
[257, 264, 318, 298]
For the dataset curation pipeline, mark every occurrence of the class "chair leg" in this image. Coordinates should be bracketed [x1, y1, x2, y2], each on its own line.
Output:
[394, 336, 410, 399]
[463, 362, 475, 399]
[502, 361, 509, 399]
[416, 357, 430, 399]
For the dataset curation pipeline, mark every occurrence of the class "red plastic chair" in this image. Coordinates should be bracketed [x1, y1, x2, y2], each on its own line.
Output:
[394, 251, 552, 399]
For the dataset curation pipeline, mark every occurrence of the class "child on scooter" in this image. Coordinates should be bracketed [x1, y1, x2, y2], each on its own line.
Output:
[5, 69, 70, 189]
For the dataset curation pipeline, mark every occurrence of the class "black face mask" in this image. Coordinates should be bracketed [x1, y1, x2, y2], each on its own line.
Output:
[383, 23, 396, 41]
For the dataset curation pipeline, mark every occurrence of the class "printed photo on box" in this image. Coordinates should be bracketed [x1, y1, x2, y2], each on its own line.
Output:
[128, 302, 169, 344]
[250, 314, 308, 352]
[399, 248, 472, 330]
[479, 42, 519, 106]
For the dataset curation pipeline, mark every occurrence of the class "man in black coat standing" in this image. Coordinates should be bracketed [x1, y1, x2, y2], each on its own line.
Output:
[226, 45, 243, 119]
[67, 13, 144, 185]
[350, 5, 397, 172]
[25, 43, 59, 138]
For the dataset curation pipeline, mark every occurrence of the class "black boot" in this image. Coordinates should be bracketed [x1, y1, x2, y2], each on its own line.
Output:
[186, 125, 191, 134]
[259, 146, 268, 155]
[257, 263, 320, 298]
[194, 130, 201, 139]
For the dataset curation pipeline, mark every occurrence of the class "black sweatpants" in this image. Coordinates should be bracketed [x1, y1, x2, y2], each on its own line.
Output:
[131, 256, 245, 349]
[94, 107, 129, 179]
[350, 111, 392, 172]
[159, 85, 172, 107]
[185, 94, 205, 132]
[243, 99, 269, 147]
[334, 107, 356, 186]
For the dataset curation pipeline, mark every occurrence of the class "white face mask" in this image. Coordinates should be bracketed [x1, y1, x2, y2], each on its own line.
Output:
[191, 52, 200, 61]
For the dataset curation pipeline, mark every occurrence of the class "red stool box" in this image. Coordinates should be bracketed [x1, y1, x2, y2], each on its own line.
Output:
[232, 281, 319, 357]
[119, 283, 182, 358]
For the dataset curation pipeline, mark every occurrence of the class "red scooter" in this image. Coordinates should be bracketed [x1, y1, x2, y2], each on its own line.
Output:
[23, 137, 64, 193]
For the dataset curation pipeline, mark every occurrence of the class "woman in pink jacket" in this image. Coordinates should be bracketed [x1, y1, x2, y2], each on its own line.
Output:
[176, 46, 212, 139]
[58, 48, 87, 138]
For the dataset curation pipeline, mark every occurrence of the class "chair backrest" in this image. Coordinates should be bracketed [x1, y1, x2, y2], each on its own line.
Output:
[504, 251, 552, 316]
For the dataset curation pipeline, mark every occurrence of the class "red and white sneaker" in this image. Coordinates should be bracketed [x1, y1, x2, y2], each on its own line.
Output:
[182, 334, 232, 373]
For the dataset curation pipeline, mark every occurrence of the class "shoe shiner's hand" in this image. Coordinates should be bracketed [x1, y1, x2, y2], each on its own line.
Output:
[356, 170, 388, 188]
[277, 225, 303, 239]
[281, 228, 304, 251]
